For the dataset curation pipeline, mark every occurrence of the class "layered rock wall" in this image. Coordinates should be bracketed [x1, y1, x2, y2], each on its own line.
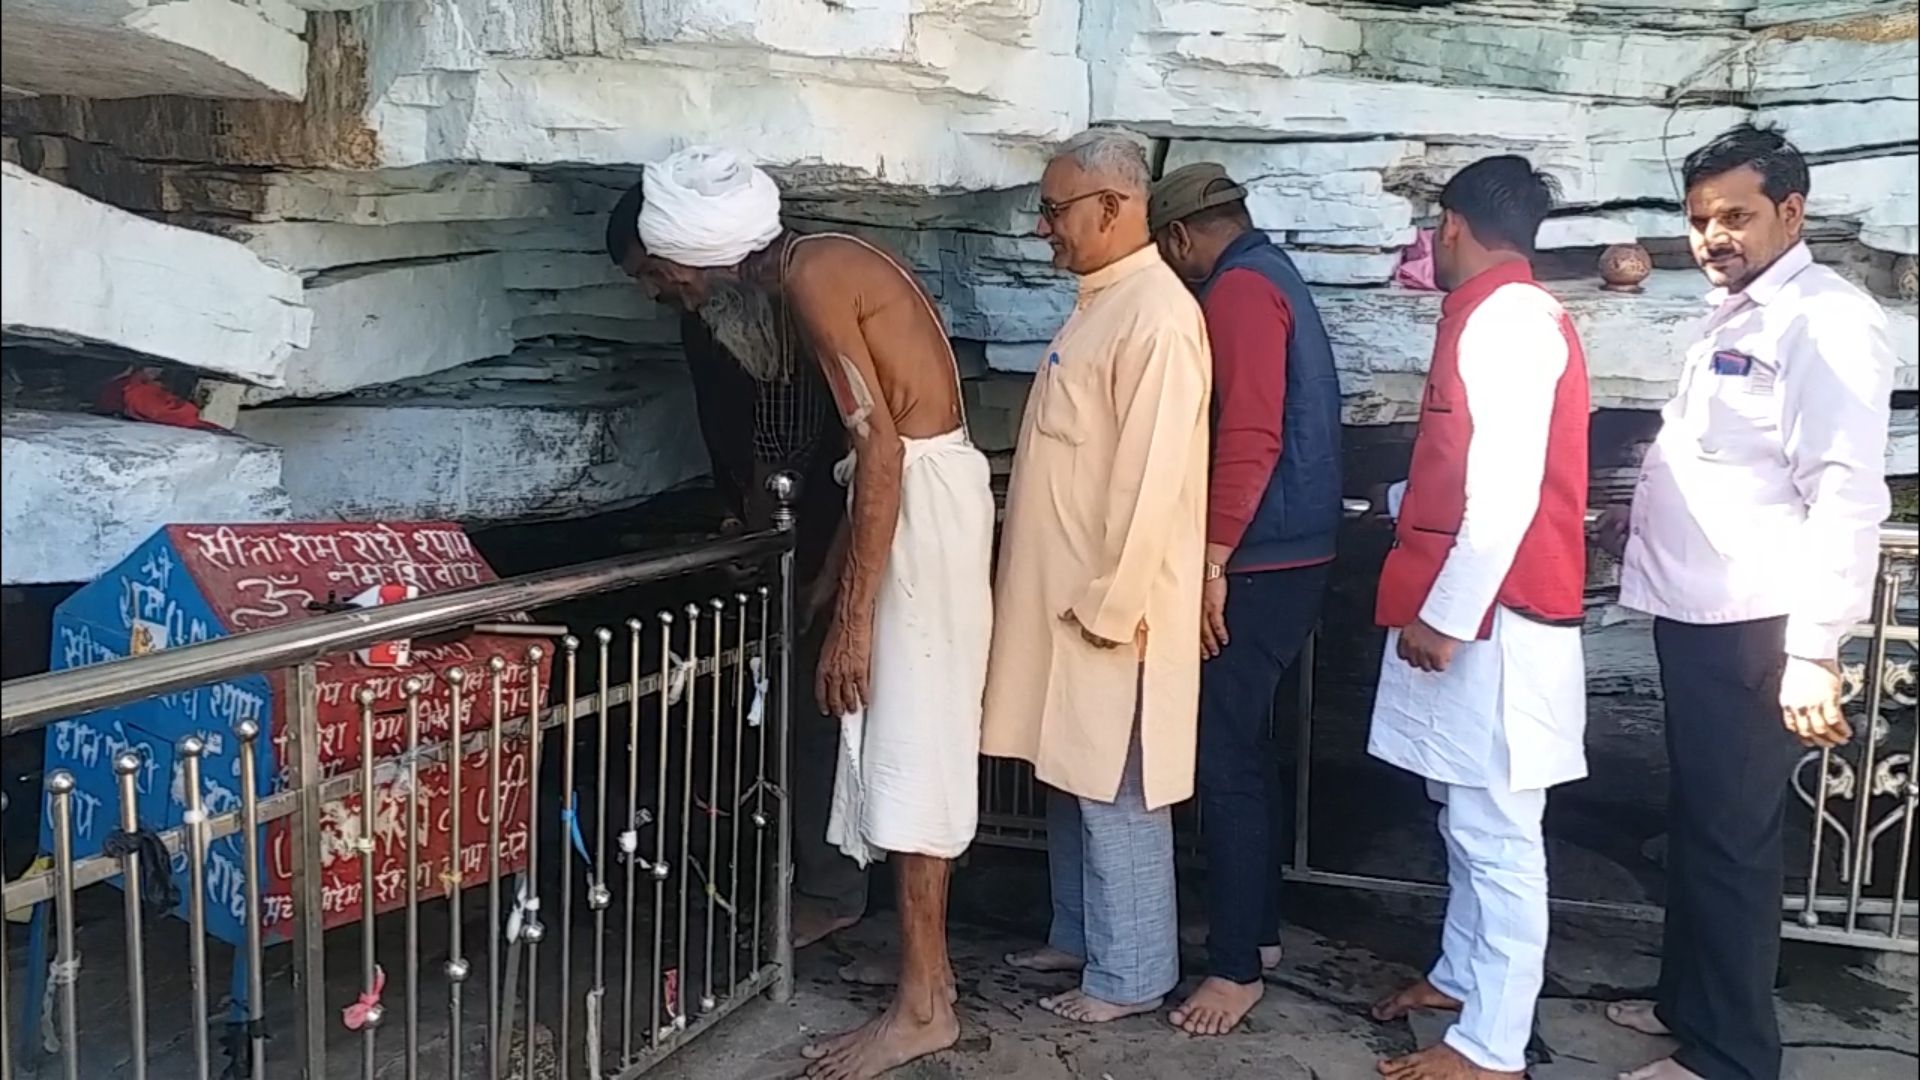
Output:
[2, 0, 1915, 584]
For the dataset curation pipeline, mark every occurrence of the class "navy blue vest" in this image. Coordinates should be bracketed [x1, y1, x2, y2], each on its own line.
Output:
[1199, 231, 1345, 570]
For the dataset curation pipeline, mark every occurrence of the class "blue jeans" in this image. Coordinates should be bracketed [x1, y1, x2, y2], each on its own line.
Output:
[1197, 562, 1329, 983]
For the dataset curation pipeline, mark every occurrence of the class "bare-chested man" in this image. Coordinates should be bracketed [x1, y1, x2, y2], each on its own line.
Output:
[638, 145, 995, 1079]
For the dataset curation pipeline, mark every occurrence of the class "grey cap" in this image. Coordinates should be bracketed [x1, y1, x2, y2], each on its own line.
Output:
[1148, 162, 1249, 234]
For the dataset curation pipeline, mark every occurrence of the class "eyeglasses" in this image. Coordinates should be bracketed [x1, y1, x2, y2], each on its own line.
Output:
[1039, 189, 1126, 223]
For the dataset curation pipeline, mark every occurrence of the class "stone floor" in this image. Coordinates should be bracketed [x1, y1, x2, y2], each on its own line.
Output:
[652, 898, 1918, 1080]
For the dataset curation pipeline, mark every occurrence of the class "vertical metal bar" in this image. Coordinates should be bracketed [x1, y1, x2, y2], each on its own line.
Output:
[356, 689, 382, 1079]
[703, 597, 725, 1013]
[620, 618, 643, 1062]
[728, 593, 750, 995]
[1800, 748, 1836, 930]
[772, 550, 796, 1003]
[401, 678, 425, 1080]
[180, 736, 214, 1080]
[234, 722, 268, 1080]
[1844, 564, 1898, 934]
[3, 789, 13, 1080]
[1291, 630, 1317, 872]
[445, 666, 470, 1080]
[649, 611, 673, 1049]
[677, 604, 700, 1023]
[521, 645, 548, 1080]
[112, 752, 149, 1079]
[1886, 542, 1919, 941]
[486, 656, 508, 1074]
[557, 637, 579, 1080]
[750, 587, 770, 978]
[286, 663, 329, 1080]
[588, 628, 614, 1078]
[45, 771, 81, 1080]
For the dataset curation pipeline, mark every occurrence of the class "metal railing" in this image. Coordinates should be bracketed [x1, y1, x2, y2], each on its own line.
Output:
[0, 512, 799, 1079]
[976, 520, 1920, 954]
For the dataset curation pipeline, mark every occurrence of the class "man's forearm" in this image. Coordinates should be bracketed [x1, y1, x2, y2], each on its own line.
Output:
[833, 448, 904, 629]
[811, 515, 852, 598]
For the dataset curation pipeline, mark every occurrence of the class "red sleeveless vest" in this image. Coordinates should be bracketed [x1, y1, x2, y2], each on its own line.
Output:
[1374, 261, 1590, 639]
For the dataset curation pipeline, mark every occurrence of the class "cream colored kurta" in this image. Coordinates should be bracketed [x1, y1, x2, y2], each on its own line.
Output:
[980, 245, 1212, 811]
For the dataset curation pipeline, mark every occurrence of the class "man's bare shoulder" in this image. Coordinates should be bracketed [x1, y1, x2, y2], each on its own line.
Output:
[787, 232, 905, 285]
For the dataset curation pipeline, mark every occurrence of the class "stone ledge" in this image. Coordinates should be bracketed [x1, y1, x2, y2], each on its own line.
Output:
[234, 358, 709, 523]
[0, 0, 308, 101]
[0, 410, 291, 586]
[1, 163, 312, 387]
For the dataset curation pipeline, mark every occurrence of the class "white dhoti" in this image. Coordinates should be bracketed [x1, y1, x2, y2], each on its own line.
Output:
[1368, 606, 1586, 1073]
[826, 429, 995, 866]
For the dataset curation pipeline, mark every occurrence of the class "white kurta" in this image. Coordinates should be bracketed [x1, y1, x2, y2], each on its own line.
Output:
[826, 429, 996, 866]
[1366, 282, 1588, 794]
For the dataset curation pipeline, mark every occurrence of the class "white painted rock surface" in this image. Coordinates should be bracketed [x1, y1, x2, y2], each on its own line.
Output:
[0, 410, 290, 586]
[2, 163, 312, 386]
[0, 0, 306, 100]
[236, 353, 708, 523]
[982, 270, 1920, 425]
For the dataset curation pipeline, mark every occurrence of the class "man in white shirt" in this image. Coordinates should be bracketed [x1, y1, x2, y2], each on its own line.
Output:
[1601, 124, 1894, 1080]
[1366, 156, 1592, 1080]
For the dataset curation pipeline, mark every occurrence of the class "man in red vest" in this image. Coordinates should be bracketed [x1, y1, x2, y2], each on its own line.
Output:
[1365, 156, 1592, 1080]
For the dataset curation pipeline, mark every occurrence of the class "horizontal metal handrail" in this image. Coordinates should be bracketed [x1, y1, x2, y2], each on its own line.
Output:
[0, 640, 764, 913]
[0, 529, 790, 735]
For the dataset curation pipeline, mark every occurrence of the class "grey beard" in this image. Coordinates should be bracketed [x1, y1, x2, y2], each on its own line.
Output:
[698, 281, 788, 382]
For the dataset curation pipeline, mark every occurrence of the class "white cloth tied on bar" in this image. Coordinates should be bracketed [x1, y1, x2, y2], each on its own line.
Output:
[638, 146, 783, 268]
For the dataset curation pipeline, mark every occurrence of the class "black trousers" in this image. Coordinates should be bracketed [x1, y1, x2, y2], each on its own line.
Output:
[1197, 562, 1330, 983]
[1652, 616, 1799, 1080]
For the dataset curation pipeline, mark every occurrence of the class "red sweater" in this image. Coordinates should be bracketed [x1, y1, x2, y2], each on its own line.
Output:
[1203, 268, 1321, 568]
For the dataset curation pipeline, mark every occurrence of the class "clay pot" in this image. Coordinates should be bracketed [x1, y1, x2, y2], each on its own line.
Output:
[1599, 243, 1653, 293]
[1896, 254, 1918, 301]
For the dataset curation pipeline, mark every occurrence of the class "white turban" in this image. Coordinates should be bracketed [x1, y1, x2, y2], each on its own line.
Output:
[637, 146, 784, 268]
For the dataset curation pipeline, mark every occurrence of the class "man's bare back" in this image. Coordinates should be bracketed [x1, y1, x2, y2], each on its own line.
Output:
[775, 234, 964, 443]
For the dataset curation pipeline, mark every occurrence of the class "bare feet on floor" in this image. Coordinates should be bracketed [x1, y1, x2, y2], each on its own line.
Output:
[1606, 1002, 1672, 1037]
[1618, 1057, 1704, 1080]
[1377, 1042, 1522, 1080]
[801, 1000, 961, 1080]
[1260, 944, 1284, 971]
[1371, 977, 1463, 1022]
[1004, 945, 1086, 973]
[792, 898, 862, 950]
[1039, 989, 1163, 1024]
[1170, 976, 1264, 1035]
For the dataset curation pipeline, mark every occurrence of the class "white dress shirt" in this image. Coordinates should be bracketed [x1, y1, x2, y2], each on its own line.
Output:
[1619, 243, 1894, 661]
[1370, 282, 1589, 793]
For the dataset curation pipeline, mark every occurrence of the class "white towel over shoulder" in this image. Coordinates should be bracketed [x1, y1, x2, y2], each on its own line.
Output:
[826, 429, 995, 867]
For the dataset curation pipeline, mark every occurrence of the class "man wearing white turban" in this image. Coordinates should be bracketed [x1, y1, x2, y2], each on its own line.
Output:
[642, 145, 995, 1080]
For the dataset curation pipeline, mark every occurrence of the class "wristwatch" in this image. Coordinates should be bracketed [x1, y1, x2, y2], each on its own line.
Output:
[1204, 561, 1225, 581]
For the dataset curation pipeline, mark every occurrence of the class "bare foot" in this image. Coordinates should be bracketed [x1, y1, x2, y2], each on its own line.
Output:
[1377, 1041, 1521, 1079]
[801, 1000, 960, 1079]
[1606, 1002, 1672, 1037]
[838, 958, 959, 1004]
[1371, 978, 1463, 1022]
[1260, 944, 1283, 971]
[1170, 977, 1264, 1035]
[1004, 945, 1085, 973]
[1618, 1057, 1704, 1080]
[1039, 989, 1163, 1024]
[793, 898, 861, 950]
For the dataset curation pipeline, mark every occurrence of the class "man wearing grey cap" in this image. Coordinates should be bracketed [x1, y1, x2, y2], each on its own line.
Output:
[1148, 163, 1345, 1035]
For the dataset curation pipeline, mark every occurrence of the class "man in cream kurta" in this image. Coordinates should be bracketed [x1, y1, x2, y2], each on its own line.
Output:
[982, 131, 1212, 1024]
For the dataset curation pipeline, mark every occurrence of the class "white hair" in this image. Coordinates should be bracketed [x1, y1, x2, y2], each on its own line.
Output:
[1052, 129, 1152, 196]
